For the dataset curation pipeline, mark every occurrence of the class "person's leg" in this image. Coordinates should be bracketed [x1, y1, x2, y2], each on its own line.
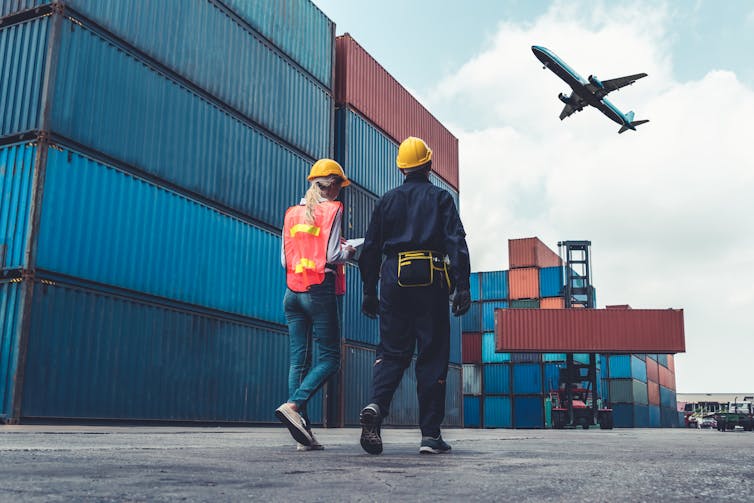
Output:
[277, 288, 314, 446]
[288, 275, 341, 407]
[370, 258, 414, 417]
[415, 289, 450, 440]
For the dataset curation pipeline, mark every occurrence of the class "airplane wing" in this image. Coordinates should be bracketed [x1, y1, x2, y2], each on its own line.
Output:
[587, 73, 648, 96]
[559, 95, 587, 120]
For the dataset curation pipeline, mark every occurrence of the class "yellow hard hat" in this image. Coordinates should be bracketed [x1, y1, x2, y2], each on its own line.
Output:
[396, 137, 432, 170]
[307, 158, 350, 186]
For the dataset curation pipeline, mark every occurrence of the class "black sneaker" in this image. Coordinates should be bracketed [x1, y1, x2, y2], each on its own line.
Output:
[359, 403, 383, 455]
[419, 435, 451, 454]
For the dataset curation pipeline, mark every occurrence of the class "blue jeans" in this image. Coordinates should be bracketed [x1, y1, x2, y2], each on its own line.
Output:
[284, 274, 341, 418]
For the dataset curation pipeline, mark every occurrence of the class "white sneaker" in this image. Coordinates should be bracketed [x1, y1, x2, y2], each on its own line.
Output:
[275, 403, 312, 446]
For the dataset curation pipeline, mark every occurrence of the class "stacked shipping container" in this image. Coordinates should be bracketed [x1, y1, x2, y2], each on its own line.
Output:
[332, 33, 462, 427]
[1, 2, 465, 427]
[0, 0, 339, 424]
[462, 238, 682, 428]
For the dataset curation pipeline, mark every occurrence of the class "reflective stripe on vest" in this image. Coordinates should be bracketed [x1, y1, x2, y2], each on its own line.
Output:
[283, 201, 342, 293]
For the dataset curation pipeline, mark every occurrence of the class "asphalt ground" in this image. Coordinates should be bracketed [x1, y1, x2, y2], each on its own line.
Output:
[1, 425, 752, 502]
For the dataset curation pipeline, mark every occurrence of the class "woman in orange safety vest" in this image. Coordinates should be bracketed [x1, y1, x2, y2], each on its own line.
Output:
[275, 158, 355, 451]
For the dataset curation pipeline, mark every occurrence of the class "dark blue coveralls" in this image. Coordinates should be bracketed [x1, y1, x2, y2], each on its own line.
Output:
[358, 172, 470, 437]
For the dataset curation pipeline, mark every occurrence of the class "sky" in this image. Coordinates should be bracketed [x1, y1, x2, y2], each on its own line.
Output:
[312, 0, 754, 394]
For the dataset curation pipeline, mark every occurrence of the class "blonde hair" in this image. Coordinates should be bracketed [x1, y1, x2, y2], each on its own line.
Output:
[304, 175, 340, 223]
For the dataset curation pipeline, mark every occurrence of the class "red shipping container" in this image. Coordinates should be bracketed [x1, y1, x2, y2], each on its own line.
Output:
[540, 297, 565, 309]
[658, 366, 676, 390]
[495, 308, 685, 353]
[646, 358, 659, 383]
[508, 267, 539, 300]
[335, 35, 459, 189]
[647, 380, 661, 405]
[666, 354, 675, 372]
[508, 237, 562, 269]
[462, 332, 482, 364]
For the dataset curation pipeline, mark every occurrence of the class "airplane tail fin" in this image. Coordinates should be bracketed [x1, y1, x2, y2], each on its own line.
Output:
[618, 119, 649, 134]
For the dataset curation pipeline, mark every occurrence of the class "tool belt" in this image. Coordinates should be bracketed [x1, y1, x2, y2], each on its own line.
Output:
[397, 250, 451, 288]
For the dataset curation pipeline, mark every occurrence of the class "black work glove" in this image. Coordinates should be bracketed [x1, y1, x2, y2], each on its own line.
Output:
[362, 293, 379, 319]
[451, 289, 471, 317]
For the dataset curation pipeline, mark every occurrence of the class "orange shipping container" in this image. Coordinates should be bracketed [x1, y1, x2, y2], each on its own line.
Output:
[540, 297, 565, 309]
[667, 354, 675, 372]
[647, 380, 661, 405]
[508, 267, 539, 300]
[508, 237, 562, 269]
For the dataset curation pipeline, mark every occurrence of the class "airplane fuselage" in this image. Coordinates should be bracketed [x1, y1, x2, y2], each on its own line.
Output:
[532, 45, 634, 129]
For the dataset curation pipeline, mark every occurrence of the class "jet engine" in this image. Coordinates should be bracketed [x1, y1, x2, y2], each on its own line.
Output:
[558, 92, 571, 104]
[588, 75, 604, 88]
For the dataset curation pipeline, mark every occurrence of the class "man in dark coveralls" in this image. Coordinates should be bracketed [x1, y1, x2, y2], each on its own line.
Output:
[358, 136, 471, 455]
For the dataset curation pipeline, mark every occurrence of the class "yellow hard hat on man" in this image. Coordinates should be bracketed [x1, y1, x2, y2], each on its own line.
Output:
[396, 137, 432, 170]
[308, 158, 350, 186]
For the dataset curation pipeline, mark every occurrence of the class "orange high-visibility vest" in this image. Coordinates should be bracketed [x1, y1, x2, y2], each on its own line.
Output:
[283, 201, 345, 294]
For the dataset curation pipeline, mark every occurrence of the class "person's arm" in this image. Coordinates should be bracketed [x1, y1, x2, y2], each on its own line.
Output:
[442, 193, 471, 291]
[326, 207, 354, 264]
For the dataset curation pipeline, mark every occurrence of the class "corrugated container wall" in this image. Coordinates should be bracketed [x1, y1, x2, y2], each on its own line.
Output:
[462, 332, 482, 364]
[16, 279, 323, 423]
[1, 15, 313, 229]
[508, 268, 539, 300]
[462, 364, 482, 395]
[479, 271, 508, 300]
[508, 237, 562, 269]
[484, 396, 512, 428]
[0, 143, 36, 270]
[0, 280, 24, 420]
[334, 34, 459, 189]
[23, 143, 287, 325]
[464, 396, 481, 427]
[3, 0, 336, 91]
[496, 309, 686, 353]
[34, 0, 334, 159]
[538, 266, 563, 298]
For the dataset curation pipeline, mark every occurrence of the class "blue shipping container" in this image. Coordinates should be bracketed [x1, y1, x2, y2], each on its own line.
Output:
[222, 0, 334, 88]
[544, 363, 565, 393]
[1, 16, 314, 228]
[340, 182, 378, 241]
[513, 396, 544, 428]
[538, 266, 563, 298]
[482, 332, 510, 363]
[464, 395, 481, 427]
[483, 396, 512, 428]
[0, 143, 35, 270]
[483, 364, 510, 394]
[14, 278, 322, 423]
[449, 304, 462, 365]
[608, 355, 648, 382]
[660, 386, 676, 409]
[482, 301, 508, 331]
[0, 0, 335, 90]
[461, 302, 482, 333]
[543, 353, 567, 362]
[0, 279, 24, 420]
[470, 272, 480, 301]
[12, 142, 287, 325]
[334, 107, 402, 197]
[513, 363, 543, 395]
[479, 271, 508, 300]
[649, 404, 661, 427]
[341, 264, 379, 346]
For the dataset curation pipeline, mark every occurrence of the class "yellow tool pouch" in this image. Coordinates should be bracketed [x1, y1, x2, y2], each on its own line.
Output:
[397, 251, 451, 288]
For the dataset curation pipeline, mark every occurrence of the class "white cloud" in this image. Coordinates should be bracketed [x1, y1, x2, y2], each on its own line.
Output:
[427, 1, 754, 393]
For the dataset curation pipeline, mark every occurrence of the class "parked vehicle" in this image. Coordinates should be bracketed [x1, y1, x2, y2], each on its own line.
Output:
[715, 401, 753, 432]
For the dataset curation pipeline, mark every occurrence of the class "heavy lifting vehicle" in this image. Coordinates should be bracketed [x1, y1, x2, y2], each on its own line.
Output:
[549, 241, 613, 429]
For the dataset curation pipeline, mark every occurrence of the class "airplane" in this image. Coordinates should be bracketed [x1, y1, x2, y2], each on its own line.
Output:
[531, 45, 649, 133]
